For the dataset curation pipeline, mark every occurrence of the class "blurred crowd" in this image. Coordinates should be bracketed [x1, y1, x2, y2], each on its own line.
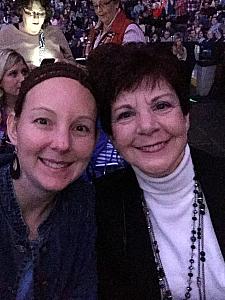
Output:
[0, 0, 225, 60]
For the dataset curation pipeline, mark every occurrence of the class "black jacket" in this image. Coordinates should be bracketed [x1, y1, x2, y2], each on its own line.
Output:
[95, 147, 225, 299]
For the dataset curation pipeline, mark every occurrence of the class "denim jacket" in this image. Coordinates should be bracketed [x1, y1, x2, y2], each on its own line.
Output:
[0, 164, 97, 300]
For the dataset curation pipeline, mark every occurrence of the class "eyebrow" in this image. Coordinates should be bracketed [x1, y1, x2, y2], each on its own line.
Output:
[113, 93, 177, 111]
[31, 107, 96, 122]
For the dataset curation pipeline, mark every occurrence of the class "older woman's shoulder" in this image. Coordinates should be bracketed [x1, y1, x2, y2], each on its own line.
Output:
[94, 166, 138, 195]
[190, 146, 225, 175]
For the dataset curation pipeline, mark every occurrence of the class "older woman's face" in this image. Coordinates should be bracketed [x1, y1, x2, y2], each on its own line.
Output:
[8, 77, 97, 192]
[111, 79, 189, 177]
[22, 0, 46, 35]
[92, 0, 119, 26]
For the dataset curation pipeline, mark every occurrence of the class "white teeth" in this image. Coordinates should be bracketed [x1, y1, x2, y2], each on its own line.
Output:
[41, 159, 70, 169]
[138, 142, 165, 151]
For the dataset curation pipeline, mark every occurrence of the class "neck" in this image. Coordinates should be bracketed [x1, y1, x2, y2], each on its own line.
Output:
[13, 178, 57, 240]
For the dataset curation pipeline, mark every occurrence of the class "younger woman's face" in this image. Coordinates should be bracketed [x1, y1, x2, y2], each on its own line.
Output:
[0, 61, 28, 97]
[8, 77, 97, 193]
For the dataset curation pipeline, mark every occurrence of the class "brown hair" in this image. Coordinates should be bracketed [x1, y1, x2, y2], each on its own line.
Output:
[87, 43, 190, 135]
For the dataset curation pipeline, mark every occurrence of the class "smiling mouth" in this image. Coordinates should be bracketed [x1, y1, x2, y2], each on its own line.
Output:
[39, 158, 73, 169]
[136, 141, 168, 152]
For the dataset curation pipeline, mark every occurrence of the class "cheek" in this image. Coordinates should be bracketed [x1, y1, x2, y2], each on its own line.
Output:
[112, 124, 135, 147]
[72, 137, 96, 157]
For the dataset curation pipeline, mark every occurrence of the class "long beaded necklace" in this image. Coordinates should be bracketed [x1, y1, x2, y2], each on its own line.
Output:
[142, 177, 206, 300]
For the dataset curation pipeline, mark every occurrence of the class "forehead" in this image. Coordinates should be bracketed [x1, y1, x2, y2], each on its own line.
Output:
[115, 79, 178, 104]
[23, 77, 96, 113]
[26, 0, 45, 10]
[6, 60, 27, 71]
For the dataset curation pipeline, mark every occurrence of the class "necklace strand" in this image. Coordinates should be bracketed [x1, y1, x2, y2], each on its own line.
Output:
[142, 178, 206, 300]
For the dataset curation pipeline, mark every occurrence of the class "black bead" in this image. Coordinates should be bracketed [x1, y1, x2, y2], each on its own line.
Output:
[192, 216, 197, 221]
[185, 292, 191, 298]
[188, 272, 193, 277]
[191, 236, 196, 242]
[193, 203, 198, 207]
[191, 230, 196, 234]
[189, 259, 194, 263]
[191, 245, 196, 249]
[200, 251, 205, 256]
[200, 257, 206, 262]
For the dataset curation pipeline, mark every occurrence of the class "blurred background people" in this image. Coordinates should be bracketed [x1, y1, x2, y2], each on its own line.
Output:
[0, 49, 28, 145]
[0, 0, 74, 68]
[0, 62, 97, 298]
[172, 35, 187, 60]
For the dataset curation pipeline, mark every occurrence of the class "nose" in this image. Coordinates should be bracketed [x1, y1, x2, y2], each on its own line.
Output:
[51, 129, 71, 153]
[136, 111, 160, 135]
[33, 13, 40, 19]
[18, 72, 26, 83]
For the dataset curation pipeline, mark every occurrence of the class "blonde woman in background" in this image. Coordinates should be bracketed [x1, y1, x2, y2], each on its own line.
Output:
[0, 49, 29, 145]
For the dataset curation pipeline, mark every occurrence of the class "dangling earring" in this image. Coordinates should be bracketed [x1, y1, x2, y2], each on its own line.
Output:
[10, 148, 20, 180]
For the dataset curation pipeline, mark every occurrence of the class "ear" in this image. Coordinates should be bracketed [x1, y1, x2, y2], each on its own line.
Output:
[7, 112, 18, 147]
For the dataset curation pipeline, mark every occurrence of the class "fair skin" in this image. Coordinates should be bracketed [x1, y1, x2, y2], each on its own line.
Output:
[0, 61, 28, 112]
[7, 77, 97, 239]
[92, 0, 119, 30]
[111, 79, 189, 178]
[20, 0, 46, 35]
[1, 61, 28, 97]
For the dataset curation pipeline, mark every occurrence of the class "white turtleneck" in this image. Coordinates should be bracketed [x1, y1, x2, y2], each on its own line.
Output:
[133, 145, 225, 299]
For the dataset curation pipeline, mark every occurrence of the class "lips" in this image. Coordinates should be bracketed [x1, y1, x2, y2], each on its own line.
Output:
[39, 158, 73, 169]
[135, 141, 168, 153]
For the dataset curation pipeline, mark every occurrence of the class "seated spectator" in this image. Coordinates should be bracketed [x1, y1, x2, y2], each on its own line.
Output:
[0, 49, 28, 145]
[160, 29, 173, 42]
[150, 32, 160, 43]
[210, 15, 222, 33]
[164, 20, 176, 35]
[200, 29, 216, 60]
[132, 0, 145, 22]
[0, 0, 74, 68]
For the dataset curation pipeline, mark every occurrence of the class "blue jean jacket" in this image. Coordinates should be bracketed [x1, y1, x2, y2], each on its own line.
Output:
[0, 164, 97, 300]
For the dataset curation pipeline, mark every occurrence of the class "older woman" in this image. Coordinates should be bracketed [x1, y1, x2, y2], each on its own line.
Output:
[0, 0, 74, 68]
[0, 49, 29, 145]
[0, 62, 97, 298]
[87, 44, 225, 299]
[85, 0, 145, 56]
